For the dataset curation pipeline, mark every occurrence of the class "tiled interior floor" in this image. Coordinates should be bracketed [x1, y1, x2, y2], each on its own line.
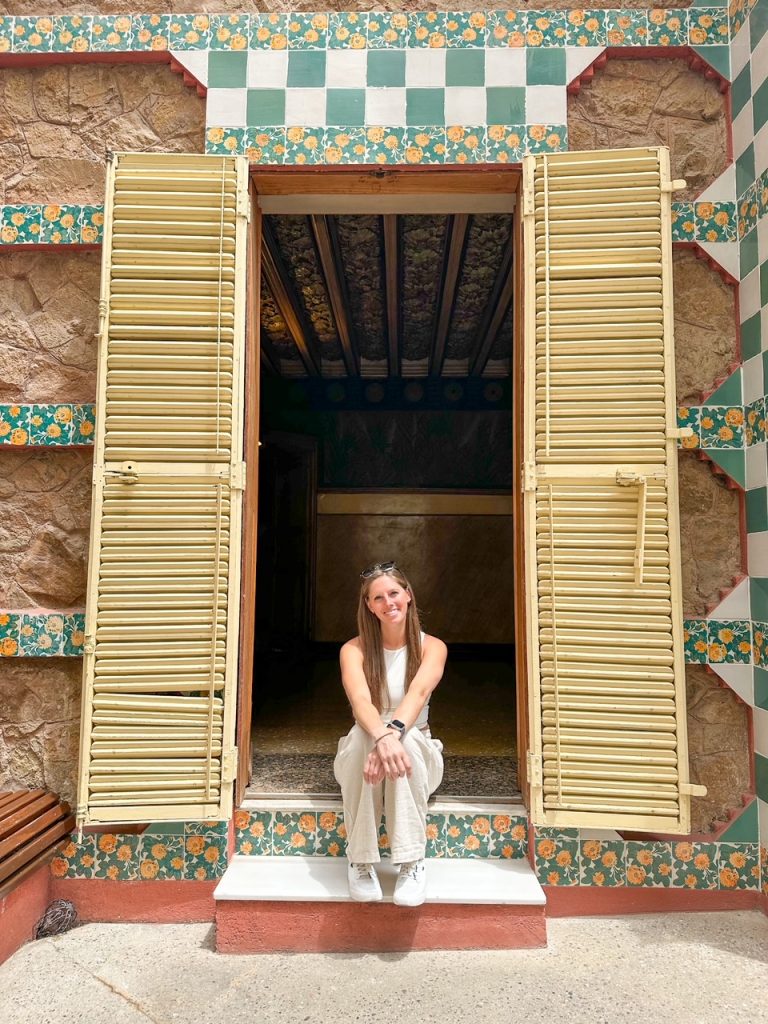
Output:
[250, 650, 517, 796]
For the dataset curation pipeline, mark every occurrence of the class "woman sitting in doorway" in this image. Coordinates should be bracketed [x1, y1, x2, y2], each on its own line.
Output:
[334, 562, 447, 906]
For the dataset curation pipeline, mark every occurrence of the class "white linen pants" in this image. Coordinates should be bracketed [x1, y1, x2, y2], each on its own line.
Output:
[333, 724, 444, 864]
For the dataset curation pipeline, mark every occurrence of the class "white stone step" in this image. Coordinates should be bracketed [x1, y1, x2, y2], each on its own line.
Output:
[215, 856, 546, 906]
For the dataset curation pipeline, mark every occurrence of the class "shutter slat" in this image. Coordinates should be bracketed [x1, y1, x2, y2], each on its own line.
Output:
[76, 153, 248, 827]
[524, 147, 695, 832]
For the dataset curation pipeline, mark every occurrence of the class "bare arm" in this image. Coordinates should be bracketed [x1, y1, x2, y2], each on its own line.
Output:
[390, 634, 447, 729]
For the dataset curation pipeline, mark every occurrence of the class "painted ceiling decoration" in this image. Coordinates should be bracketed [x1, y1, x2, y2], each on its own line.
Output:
[259, 211, 514, 378]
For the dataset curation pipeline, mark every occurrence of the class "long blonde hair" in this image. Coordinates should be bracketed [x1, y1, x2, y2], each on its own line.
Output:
[357, 567, 422, 712]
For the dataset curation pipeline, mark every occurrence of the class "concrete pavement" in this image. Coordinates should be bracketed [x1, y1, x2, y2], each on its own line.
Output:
[1, 911, 767, 1024]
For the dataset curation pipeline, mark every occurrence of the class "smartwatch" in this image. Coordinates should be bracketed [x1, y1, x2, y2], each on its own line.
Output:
[388, 719, 406, 741]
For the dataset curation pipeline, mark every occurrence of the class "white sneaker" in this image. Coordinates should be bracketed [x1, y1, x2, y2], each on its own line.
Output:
[347, 862, 383, 902]
[393, 859, 427, 907]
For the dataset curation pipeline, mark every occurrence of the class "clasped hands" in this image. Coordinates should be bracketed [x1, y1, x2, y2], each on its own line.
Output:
[363, 731, 413, 785]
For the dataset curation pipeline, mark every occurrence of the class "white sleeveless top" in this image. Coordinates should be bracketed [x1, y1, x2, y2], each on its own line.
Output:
[382, 632, 430, 730]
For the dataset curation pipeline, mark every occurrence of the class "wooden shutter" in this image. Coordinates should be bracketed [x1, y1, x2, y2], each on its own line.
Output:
[522, 147, 704, 833]
[76, 153, 249, 826]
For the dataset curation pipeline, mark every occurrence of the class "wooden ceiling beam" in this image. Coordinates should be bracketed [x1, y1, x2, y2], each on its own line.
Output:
[430, 213, 470, 377]
[309, 215, 359, 378]
[469, 243, 514, 378]
[261, 219, 320, 377]
[382, 214, 400, 378]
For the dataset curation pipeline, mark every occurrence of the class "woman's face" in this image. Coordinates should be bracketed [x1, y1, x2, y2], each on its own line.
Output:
[365, 574, 411, 628]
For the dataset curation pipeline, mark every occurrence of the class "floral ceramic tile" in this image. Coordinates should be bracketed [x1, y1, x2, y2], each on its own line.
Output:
[605, 9, 649, 46]
[761, 846, 768, 898]
[79, 206, 104, 245]
[677, 406, 701, 448]
[131, 14, 169, 52]
[489, 813, 528, 858]
[700, 406, 745, 448]
[185, 820, 228, 836]
[425, 813, 445, 858]
[72, 404, 96, 444]
[646, 9, 688, 46]
[683, 619, 708, 663]
[323, 128, 368, 165]
[0, 614, 20, 658]
[63, 614, 86, 656]
[50, 835, 97, 879]
[729, 0, 747, 36]
[90, 16, 131, 52]
[707, 619, 752, 664]
[245, 128, 286, 164]
[746, 399, 766, 446]
[625, 842, 672, 887]
[51, 15, 91, 53]
[565, 9, 606, 47]
[366, 127, 406, 165]
[272, 812, 317, 855]
[287, 13, 328, 49]
[445, 126, 487, 164]
[168, 14, 211, 50]
[209, 14, 249, 52]
[329, 12, 367, 49]
[717, 844, 760, 890]
[0, 404, 29, 446]
[39, 205, 82, 245]
[753, 624, 768, 669]
[487, 10, 526, 47]
[205, 128, 246, 156]
[0, 17, 13, 54]
[29, 404, 74, 445]
[526, 125, 567, 154]
[250, 14, 288, 50]
[671, 841, 719, 889]
[183, 832, 227, 878]
[689, 8, 729, 45]
[487, 125, 526, 164]
[444, 12, 488, 47]
[533, 833, 580, 885]
[694, 201, 736, 243]
[1, 206, 42, 245]
[738, 184, 758, 240]
[445, 814, 492, 858]
[12, 16, 53, 52]
[408, 11, 447, 47]
[95, 833, 139, 880]
[580, 840, 626, 885]
[316, 810, 347, 856]
[367, 13, 408, 49]
[524, 11, 568, 46]
[378, 818, 391, 858]
[284, 127, 325, 165]
[18, 614, 64, 656]
[671, 202, 696, 241]
[758, 170, 768, 219]
[404, 128, 446, 165]
[234, 809, 272, 854]
[138, 835, 185, 879]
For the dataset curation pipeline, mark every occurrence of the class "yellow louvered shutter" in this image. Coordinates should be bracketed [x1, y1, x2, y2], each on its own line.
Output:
[522, 147, 704, 833]
[76, 153, 249, 826]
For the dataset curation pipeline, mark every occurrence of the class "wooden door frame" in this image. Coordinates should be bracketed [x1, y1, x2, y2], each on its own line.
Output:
[235, 165, 527, 808]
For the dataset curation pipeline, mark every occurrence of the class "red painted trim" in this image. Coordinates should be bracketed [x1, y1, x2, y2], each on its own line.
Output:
[568, 45, 730, 98]
[0, 863, 51, 965]
[216, 900, 547, 953]
[545, 885, 759, 917]
[50, 878, 216, 922]
[1, 244, 102, 253]
[760, 892, 768, 917]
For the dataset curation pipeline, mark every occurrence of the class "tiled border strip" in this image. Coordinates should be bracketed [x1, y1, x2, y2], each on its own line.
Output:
[0, 201, 735, 244]
[677, 403, 759, 450]
[684, 617, 768, 668]
[737, 167, 768, 241]
[0, 11, 731, 56]
[0, 404, 95, 445]
[0, 611, 84, 656]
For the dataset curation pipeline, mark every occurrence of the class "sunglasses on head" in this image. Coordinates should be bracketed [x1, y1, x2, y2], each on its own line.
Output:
[360, 561, 397, 579]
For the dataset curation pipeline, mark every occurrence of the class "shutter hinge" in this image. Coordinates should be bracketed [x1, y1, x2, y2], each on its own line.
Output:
[222, 747, 238, 783]
[84, 634, 95, 655]
[668, 427, 694, 440]
[662, 179, 687, 193]
[523, 461, 537, 492]
[237, 193, 251, 221]
[680, 782, 707, 797]
[522, 156, 536, 217]
[527, 752, 543, 789]
[230, 462, 246, 490]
